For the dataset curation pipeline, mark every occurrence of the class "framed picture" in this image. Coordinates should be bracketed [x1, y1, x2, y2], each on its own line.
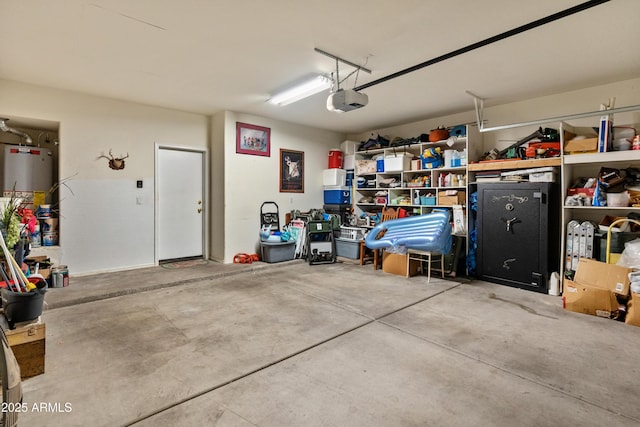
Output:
[279, 149, 304, 193]
[236, 122, 270, 156]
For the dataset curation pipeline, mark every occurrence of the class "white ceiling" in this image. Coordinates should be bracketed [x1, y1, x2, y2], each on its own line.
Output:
[1, 0, 638, 134]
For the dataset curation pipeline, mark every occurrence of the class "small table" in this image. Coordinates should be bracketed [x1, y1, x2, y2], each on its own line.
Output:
[407, 249, 445, 282]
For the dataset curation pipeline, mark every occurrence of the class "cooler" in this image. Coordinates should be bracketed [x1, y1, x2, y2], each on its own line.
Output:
[328, 150, 343, 169]
[322, 169, 346, 186]
[324, 186, 351, 204]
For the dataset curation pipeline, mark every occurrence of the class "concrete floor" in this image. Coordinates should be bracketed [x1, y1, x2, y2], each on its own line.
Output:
[17, 258, 640, 426]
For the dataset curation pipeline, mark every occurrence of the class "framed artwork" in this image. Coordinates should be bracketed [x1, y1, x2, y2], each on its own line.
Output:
[236, 122, 270, 156]
[279, 149, 304, 193]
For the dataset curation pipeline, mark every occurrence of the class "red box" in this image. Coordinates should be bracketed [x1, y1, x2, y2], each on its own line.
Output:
[567, 188, 595, 197]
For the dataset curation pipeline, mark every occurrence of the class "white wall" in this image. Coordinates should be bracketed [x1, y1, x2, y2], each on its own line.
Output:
[0, 79, 344, 273]
[348, 77, 640, 155]
[0, 79, 208, 275]
[5, 76, 636, 273]
[219, 112, 343, 262]
[210, 111, 226, 262]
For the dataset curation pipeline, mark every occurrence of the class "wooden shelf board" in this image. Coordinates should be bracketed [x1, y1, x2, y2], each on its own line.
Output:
[564, 150, 640, 165]
[468, 157, 561, 171]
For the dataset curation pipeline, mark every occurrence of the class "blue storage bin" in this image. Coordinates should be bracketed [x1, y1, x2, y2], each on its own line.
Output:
[376, 159, 385, 172]
[324, 186, 351, 204]
[421, 156, 443, 169]
[420, 195, 437, 206]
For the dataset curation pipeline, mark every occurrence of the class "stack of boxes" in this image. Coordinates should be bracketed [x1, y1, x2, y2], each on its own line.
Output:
[323, 143, 355, 224]
[563, 258, 640, 326]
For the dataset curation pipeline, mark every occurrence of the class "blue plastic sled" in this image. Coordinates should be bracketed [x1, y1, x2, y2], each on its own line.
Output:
[364, 210, 452, 254]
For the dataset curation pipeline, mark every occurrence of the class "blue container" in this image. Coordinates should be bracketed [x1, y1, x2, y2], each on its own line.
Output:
[421, 157, 443, 169]
[376, 159, 385, 172]
[346, 169, 354, 187]
[324, 186, 351, 204]
[420, 195, 437, 206]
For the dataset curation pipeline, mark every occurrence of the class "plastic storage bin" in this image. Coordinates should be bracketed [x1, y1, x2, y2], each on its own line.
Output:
[336, 238, 361, 259]
[323, 169, 346, 186]
[259, 241, 296, 263]
[384, 153, 413, 171]
[324, 186, 351, 204]
[420, 195, 437, 206]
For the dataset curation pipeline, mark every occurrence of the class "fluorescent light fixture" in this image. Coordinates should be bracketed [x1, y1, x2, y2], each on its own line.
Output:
[268, 75, 332, 106]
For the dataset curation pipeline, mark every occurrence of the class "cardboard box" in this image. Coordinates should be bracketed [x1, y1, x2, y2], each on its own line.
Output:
[626, 292, 640, 327]
[564, 137, 598, 153]
[563, 258, 631, 318]
[382, 251, 419, 277]
[574, 258, 630, 296]
[598, 215, 631, 233]
[438, 190, 466, 206]
[563, 279, 618, 318]
[355, 160, 377, 175]
[24, 256, 52, 280]
[567, 187, 595, 197]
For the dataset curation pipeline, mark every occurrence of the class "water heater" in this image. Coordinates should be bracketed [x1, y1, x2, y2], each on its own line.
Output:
[0, 144, 54, 202]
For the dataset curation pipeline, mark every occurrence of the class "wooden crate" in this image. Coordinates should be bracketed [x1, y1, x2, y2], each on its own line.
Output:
[3, 318, 45, 379]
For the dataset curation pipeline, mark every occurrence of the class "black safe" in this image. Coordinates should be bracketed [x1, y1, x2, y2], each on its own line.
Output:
[476, 182, 560, 293]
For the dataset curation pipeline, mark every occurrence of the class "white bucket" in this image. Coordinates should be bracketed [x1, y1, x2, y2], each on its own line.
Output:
[42, 231, 59, 246]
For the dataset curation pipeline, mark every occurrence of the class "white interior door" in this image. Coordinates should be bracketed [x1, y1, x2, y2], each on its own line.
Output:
[158, 147, 204, 261]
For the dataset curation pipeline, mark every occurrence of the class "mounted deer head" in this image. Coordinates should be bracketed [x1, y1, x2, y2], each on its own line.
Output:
[97, 149, 129, 170]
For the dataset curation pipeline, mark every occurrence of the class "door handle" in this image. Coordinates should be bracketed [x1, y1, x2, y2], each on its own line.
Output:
[502, 217, 520, 232]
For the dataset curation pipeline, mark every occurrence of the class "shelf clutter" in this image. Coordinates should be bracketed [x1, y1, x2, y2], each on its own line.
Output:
[0, 211, 48, 382]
